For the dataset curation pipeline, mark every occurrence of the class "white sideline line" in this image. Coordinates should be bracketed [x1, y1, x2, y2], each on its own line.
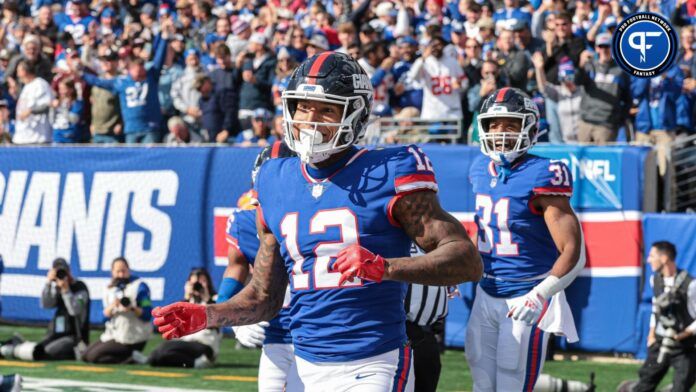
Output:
[21, 377, 224, 392]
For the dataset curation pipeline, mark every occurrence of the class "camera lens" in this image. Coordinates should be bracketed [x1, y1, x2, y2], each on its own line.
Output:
[192, 282, 204, 292]
[120, 297, 131, 307]
[56, 269, 67, 280]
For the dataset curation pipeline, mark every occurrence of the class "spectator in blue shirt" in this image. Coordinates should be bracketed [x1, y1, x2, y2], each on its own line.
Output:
[493, 0, 533, 33]
[52, 78, 85, 143]
[78, 20, 173, 143]
[632, 65, 685, 176]
[235, 108, 275, 146]
[392, 36, 423, 112]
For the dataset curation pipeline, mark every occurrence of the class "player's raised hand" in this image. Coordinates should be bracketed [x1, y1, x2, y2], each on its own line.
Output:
[506, 291, 547, 325]
[153, 302, 207, 340]
[332, 244, 386, 286]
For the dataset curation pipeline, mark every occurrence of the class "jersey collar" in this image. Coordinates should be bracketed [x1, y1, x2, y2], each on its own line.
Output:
[488, 155, 530, 178]
[302, 147, 366, 183]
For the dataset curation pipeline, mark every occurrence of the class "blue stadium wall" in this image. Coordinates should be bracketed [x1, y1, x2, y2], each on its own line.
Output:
[0, 144, 686, 357]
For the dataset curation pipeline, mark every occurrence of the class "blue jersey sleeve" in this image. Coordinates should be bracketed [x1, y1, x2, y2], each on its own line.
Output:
[253, 162, 273, 233]
[387, 145, 438, 226]
[532, 159, 573, 198]
[135, 281, 153, 322]
[393, 145, 438, 195]
[225, 211, 250, 263]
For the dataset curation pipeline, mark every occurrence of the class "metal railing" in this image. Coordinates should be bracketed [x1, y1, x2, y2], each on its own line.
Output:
[369, 117, 463, 144]
[669, 133, 696, 212]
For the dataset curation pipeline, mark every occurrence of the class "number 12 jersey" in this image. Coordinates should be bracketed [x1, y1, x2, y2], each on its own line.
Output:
[255, 145, 437, 363]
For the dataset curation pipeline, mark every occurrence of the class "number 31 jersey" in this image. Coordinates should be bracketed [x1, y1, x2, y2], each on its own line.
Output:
[469, 154, 573, 299]
[255, 145, 437, 363]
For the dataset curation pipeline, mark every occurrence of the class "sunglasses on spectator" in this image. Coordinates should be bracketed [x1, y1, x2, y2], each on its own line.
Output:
[466, 44, 481, 48]
[597, 45, 610, 48]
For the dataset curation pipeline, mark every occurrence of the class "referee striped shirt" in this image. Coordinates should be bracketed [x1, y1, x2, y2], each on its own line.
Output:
[405, 244, 449, 327]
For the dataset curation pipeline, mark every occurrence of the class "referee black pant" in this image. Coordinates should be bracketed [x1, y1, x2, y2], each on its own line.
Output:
[406, 320, 443, 392]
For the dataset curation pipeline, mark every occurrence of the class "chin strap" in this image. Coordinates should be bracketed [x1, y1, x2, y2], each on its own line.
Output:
[497, 155, 513, 184]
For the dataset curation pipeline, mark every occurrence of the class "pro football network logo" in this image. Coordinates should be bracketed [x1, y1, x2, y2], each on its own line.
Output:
[612, 12, 678, 78]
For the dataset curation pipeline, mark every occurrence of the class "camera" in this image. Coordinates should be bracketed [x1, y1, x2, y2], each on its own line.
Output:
[55, 268, 68, 280]
[119, 296, 132, 308]
[192, 282, 204, 293]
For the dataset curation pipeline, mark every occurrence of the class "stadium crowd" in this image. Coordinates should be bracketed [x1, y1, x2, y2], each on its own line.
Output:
[0, 0, 693, 148]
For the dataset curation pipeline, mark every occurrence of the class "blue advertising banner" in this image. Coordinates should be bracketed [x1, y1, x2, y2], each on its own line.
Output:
[0, 145, 655, 356]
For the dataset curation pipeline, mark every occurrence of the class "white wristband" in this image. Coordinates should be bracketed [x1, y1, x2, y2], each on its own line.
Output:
[535, 232, 587, 300]
[534, 275, 562, 300]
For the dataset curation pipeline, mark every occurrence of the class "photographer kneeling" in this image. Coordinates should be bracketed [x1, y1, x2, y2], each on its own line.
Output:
[635, 241, 696, 392]
[1, 258, 90, 361]
[82, 257, 153, 364]
[132, 268, 220, 368]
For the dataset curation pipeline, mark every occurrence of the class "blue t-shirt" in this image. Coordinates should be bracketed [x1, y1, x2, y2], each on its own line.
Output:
[469, 154, 573, 298]
[55, 13, 96, 46]
[493, 8, 532, 32]
[83, 35, 168, 134]
[255, 145, 438, 362]
[53, 100, 86, 143]
[225, 209, 293, 344]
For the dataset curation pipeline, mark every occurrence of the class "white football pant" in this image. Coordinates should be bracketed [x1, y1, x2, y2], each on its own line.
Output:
[293, 345, 414, 392]
[466, 286, 551, 392]
[258, 343, 300, 392]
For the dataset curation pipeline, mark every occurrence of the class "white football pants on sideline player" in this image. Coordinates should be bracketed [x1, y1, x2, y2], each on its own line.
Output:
[258, 343, 300, 392]
[466, 285, 552, 392]
[293, 346, 414, 392]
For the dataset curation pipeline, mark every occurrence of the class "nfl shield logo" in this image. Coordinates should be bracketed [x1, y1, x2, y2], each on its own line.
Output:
[311, 184, 324, 199]
[490, 177, 497, 188]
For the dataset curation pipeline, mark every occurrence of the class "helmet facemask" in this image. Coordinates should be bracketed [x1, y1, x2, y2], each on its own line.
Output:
[478, 111, 538, 164]
[282, 85, 366, 164]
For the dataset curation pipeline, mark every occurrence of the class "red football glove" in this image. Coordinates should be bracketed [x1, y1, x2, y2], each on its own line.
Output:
[332, 244, 386, 286]
[153, 302, 207, 340]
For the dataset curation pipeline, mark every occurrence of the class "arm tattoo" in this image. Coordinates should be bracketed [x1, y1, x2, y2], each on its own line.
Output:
[390, 190, 482, 285]
[206, 216, 288, 327]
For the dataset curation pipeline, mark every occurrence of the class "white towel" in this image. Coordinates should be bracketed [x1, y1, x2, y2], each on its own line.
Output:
[538, 290, 579, 343]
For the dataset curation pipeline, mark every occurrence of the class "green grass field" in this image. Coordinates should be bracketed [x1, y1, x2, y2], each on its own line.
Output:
[0, 325, 664, 391]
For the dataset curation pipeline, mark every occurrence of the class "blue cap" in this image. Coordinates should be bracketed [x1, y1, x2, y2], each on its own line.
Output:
[101, 7, 115, 18]
[253, 108, 271, 119]
[184, 48, 199, 58]
[397, 36, 418, 46]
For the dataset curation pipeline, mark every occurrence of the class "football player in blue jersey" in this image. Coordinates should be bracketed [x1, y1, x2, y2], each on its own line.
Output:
[466, 87, 586, 391]
[218, 141, 300, 392]
[154, 51, 482, 391]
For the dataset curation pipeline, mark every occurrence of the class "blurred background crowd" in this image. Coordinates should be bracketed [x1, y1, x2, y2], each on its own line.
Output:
[0, 0, 694, 148]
